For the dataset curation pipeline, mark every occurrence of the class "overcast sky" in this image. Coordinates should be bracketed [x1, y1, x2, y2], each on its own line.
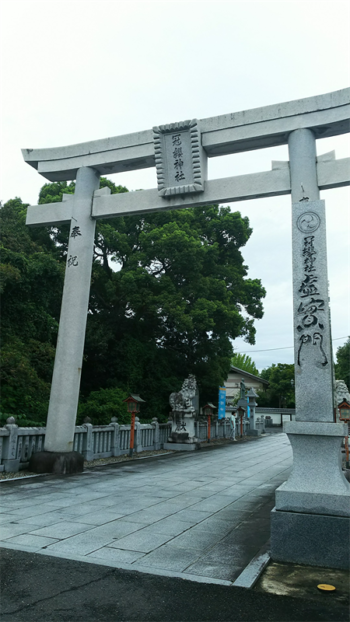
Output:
[1, 0, 349, 372]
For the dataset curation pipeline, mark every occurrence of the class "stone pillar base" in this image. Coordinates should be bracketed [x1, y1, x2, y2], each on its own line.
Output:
[3, 458, 21, 473]
[29, 451, 84, 474]
[163, 442, 200, 451]
[271, 508, 350, 570]
[277, 422, 350, 517]
[247, 429, 262, 436]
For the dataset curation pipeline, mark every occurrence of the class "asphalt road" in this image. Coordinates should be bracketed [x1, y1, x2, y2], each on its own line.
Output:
[1, 548, 348, 622]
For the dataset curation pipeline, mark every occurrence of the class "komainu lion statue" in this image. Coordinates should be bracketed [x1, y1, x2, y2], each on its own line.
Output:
[334, 379, 350, 407]
[169, 375, 197, 413]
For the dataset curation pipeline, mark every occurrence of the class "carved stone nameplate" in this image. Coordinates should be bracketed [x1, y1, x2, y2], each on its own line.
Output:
[153, 120, 207, 197]
[292, 200, 333, 422]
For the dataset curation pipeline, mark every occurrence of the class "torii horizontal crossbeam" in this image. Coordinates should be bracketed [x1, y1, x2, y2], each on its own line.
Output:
[26, 155, 350, 226]
[22, 88, 350, 182]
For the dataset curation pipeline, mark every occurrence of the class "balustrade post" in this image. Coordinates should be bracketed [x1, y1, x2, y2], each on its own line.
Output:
[152, 418, 160, 450]
[110, 417, 121, 457]
[82, 422, 94, 461]
[3, 418, 20, 472]
[0, 436, 4, 471]
[134, 417, 142, 453]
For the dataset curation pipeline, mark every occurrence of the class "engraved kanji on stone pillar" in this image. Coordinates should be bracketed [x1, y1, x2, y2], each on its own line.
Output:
[292, 200, 333, 422]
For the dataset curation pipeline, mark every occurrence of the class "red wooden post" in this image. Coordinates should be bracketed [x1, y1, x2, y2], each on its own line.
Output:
[203, 403, 215, 443]
[129, 410, 136, 457]
[123, 395, 145, 459]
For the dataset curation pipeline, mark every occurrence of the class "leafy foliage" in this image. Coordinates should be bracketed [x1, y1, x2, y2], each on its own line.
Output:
[0, 411, 46, 428]
[335, 337, 350, 388]
[0, 198, 64, 423]
[231, 353, 259, 376]
[82, 198, 266, 420]
[1, 180, 266, 424]
[77, 388, 129, 425]
[257, 363, 295, 408]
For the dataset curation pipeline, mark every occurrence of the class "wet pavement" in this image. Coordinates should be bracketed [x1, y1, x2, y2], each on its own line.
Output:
[0, 434, 292, 584]
[2, 434, 349, 622]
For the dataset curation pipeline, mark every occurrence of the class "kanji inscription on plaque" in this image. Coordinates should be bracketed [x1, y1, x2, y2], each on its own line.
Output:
[153, 119, 207, 197]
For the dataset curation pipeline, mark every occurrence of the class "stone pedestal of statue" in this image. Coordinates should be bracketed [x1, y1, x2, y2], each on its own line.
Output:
[164, 412, 200, 451]
[164, 375, 201, 451]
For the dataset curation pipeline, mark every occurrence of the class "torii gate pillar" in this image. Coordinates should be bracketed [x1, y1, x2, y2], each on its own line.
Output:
[30, 166, 100, 474]
[270, 129, 350, 569]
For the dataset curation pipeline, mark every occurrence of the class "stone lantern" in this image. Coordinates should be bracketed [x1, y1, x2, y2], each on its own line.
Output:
[247, 388, 261, 435]
[338, 400, 350, 423]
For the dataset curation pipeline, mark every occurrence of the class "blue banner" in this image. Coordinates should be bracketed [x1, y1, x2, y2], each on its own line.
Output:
[218, 387, 226, 419]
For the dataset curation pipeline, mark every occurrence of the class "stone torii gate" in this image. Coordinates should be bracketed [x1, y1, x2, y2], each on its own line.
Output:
[24, 88, 350, 569]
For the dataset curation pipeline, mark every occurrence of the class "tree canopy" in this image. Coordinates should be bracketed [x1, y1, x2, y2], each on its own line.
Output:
[335, 337, 350, 388]
[257, 363, 295, 408]
[0, 180, 266, 424]
[0, 197, 64, 423]
[231, 353, 259, 376]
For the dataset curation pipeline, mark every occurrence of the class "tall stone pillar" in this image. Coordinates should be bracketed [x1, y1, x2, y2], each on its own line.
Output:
[30, 167, 100, 474]
[270, 129, 350, 569]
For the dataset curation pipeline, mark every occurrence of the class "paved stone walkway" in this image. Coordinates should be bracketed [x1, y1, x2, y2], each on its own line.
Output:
[0, 434, 292, 584]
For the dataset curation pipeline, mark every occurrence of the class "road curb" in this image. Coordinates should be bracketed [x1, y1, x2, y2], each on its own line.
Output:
[233, 541, 271, 588]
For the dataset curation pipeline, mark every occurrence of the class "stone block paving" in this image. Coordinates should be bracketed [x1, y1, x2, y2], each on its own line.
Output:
[0, 434, 292, 583]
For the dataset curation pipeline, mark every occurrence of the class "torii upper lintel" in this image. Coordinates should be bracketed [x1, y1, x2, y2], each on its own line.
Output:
[22, 88, 350, 182]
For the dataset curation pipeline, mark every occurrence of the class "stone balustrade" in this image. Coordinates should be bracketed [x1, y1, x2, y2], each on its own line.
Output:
[0, 417, 234, 473]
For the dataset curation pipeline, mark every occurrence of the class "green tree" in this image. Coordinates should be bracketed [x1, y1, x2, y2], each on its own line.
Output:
[231, 353, 259, 375]
[257, 363, 295, 408]
[77, 388, 129, 425]
[335, 337, 350, 388]
[80, 198, 266, 419]
[1, 181, 266, 424]
[0, 198, 64, 422]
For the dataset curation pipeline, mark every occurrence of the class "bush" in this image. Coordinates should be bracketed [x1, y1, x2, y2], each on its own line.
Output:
[0, 412, 45, 428]
[77, 387, 129, 425]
